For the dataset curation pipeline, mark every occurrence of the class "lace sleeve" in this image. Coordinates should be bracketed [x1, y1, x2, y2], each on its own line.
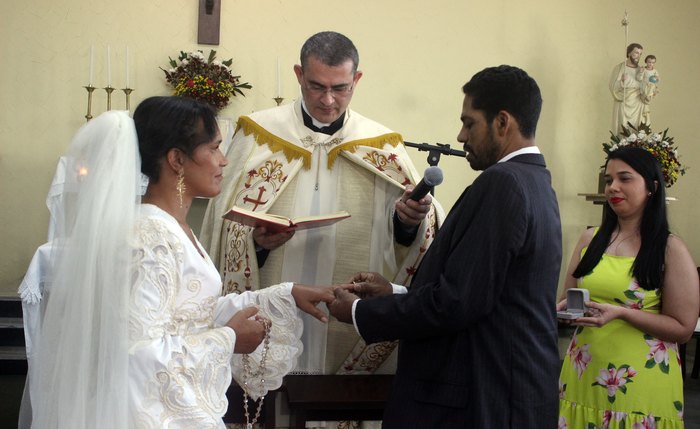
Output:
[230, 283, 303, 399]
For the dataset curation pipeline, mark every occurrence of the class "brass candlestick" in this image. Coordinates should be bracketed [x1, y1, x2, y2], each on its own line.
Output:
[104, 86, 115, 110]
[273, 97, 284, 106]
[84, 85, 96, 121]
[122, 88, 134, 111]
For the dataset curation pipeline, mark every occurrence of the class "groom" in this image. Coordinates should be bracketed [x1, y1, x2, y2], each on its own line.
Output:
[329, 65, 562, 428]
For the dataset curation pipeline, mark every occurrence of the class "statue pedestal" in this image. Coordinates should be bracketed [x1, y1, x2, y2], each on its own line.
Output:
[577, 193, 607, 205]
[577, 192, 676, 226]
[577, 192, 677, 206]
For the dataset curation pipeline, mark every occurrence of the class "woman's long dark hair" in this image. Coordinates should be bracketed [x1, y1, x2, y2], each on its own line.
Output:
[572, 147, 669, 290]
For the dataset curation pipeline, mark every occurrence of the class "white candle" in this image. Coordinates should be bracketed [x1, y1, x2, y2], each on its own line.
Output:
[89, 45, 94, 86]
[125, 46, 130, 88]
[276, 57, 281, 97]
[107, 45, 112, 87]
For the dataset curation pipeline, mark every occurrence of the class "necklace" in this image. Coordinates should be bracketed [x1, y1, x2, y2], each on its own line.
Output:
[242, 318, 271, 429]
[606, 229, 639, 254]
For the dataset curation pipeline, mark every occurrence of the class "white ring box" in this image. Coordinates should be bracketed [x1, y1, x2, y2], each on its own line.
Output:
[556, 288, 589, 320]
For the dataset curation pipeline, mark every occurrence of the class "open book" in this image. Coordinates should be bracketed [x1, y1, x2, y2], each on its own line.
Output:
[223, 206, 351, 233]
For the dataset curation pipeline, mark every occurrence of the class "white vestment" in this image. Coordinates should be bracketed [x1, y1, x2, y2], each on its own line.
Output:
[201, 99, 443, 375]
[609, 62, 649, 133]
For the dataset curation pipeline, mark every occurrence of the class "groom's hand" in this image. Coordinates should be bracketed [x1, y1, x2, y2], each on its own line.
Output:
[327, 288, 359, 324]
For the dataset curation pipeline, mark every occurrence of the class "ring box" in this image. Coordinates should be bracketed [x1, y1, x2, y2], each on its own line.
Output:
[556, 288, 589, 320]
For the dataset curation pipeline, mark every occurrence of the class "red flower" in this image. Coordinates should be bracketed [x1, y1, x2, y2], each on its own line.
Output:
[186, 80, 195, 88]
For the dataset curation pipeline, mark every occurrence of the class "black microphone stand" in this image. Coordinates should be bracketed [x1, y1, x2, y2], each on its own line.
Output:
[404, 141, 466, 167]
[403, 142, 466, 196]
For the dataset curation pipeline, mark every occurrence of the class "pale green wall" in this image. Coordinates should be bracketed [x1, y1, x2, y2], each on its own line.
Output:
[2, 0, 699, 296]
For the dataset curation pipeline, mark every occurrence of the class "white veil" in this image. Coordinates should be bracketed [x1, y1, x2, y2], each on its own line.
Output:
[29, 111, 140, 428]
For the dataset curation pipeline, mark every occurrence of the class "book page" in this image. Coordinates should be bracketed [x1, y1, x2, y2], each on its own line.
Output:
[223, 206, 292, 231]
[223, 207, 350, 232]
[291, 211, 351, 230]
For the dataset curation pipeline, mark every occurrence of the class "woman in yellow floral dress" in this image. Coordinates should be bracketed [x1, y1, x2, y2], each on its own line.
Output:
[557, 147, 698, 428]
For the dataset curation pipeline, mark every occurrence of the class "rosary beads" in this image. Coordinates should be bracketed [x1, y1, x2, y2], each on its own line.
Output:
[242, 318, 271, 429]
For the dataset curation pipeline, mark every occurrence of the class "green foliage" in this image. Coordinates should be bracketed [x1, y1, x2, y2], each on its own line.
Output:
[161, 50, 252, 110]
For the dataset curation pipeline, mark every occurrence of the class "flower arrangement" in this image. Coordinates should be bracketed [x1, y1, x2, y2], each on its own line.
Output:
[603, 123, 686, 187]
[161, 50, 252, 110]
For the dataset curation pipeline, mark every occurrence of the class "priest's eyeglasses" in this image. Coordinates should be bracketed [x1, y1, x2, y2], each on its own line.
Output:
[304, 81, 355, 98]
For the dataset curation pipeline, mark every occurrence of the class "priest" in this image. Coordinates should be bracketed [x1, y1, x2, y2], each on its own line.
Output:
[200, 31, 444, 378]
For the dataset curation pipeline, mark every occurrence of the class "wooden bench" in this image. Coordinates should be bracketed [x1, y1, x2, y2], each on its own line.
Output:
[284, 374, 394, 429]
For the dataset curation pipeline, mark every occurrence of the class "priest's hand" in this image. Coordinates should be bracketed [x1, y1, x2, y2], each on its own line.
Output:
[226, 306, 267, 354]
[327, 288, 359, 324]
[347, 272, 393, 298]
[395, 186, 431, 227]
[253, 226, 295, 250]
[292, 284, 336, 323]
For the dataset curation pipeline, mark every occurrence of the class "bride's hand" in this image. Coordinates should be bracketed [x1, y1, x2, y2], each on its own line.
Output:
[291, 284, 336, 323]
[226, 306, 266, 353]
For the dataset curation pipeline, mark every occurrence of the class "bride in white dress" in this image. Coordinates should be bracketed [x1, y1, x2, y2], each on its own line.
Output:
[28, 96, 335, 429]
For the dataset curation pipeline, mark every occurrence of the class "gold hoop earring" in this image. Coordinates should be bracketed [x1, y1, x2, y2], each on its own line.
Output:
[176, 171, 186, 208]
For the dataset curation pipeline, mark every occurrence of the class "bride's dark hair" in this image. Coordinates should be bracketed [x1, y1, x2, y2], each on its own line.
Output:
[134, 96, 219, 182]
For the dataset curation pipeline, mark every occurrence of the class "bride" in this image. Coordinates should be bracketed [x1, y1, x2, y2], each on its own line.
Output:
[29, 96, 335, 428]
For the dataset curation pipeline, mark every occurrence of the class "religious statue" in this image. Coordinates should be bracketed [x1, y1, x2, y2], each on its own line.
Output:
[609, 42, 651, 133]
[638, 54, 660, 125]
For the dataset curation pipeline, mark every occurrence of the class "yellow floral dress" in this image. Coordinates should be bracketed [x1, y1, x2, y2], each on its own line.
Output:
[558, 252, 685, 429]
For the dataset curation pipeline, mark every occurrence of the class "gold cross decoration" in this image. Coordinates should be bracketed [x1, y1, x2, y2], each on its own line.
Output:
[198, 0, 221, 45]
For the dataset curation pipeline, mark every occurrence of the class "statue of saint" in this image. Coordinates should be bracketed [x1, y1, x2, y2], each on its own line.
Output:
[609, 43, 650, 133]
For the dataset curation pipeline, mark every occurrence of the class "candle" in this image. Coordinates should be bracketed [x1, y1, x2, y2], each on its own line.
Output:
[276, 57, 281, 97]
[107, 45, 112, 87]
[89, 45, 94, 86]
[125, 46, 130, 88]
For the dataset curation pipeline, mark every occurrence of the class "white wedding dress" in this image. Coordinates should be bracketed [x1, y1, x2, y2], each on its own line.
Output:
[28, 111, 302, 429]
[129, 204, 303, 428]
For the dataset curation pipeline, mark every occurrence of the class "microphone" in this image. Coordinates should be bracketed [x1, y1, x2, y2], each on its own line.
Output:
[408, 166, 443, 201]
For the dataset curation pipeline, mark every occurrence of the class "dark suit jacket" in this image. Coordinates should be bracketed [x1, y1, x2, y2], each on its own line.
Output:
[355, 153, 562, 428]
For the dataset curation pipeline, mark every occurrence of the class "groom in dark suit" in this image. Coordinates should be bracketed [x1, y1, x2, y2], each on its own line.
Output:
[329, 65, 562, 428]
